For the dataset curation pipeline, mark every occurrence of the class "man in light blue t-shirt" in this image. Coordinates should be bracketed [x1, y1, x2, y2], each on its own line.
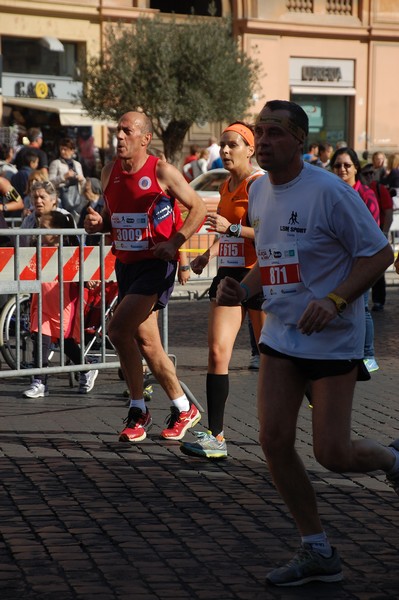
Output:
[216, 99, 399, 588]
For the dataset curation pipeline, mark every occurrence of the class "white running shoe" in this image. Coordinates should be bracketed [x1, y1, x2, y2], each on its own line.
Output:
[23, 379, 49, 398]
[78, 369, 99, 394]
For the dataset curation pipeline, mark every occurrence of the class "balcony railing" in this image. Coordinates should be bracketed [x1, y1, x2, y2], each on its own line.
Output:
[326, 0, 352, 15]
[286, 0, 353, 15]
[286, 0, 314, 12]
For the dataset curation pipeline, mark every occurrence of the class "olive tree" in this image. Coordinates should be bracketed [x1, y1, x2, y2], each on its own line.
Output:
[79, 16, 261, 164]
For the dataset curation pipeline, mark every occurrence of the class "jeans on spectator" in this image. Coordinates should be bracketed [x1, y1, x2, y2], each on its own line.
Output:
[371, 274, 386, 306]
[364, 291, 375, 358]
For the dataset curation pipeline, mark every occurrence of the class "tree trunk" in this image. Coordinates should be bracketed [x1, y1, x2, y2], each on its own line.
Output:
[161, 120, 192, 166]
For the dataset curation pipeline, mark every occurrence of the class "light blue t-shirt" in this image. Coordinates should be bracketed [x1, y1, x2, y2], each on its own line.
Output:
[249, 162, 389, 359]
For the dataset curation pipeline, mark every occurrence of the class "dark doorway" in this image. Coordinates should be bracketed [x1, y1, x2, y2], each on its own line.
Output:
[150, 1, 222, 16]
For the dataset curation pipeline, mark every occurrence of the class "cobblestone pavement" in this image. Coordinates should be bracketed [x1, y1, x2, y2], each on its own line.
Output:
[1, 287, 399, 599]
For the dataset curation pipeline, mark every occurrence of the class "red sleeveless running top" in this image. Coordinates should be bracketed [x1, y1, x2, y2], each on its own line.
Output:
[104, 155, 180, 263]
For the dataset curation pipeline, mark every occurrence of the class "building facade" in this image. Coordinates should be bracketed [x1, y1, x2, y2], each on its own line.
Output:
[0, 0, 398, 165]
[235, 0, 399, 153]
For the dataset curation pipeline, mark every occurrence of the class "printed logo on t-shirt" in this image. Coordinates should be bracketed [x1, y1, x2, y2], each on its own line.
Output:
[279, 211, 307, 234]
[138, 176, 152, 190]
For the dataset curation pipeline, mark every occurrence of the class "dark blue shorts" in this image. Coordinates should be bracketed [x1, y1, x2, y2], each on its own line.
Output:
[209, 267, 264, 311]
[115, 258, 177, 311]
[258, 343, 370, 381]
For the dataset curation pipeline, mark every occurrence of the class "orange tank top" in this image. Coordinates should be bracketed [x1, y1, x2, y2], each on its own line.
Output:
[217, 172, 262, 268]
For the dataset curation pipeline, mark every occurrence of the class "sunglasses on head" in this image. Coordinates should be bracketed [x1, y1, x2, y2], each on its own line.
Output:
[31, 180, 56, 194]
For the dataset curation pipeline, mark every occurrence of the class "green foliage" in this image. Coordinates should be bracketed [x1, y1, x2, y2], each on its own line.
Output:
[79, 15, 261, 163]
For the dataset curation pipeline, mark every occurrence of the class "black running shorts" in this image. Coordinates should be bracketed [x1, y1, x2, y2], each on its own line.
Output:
[115, 258, 177, 311]
[258, 343, 370, 381]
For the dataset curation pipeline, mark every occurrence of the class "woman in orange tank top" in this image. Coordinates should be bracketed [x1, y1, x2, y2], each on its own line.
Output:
[180, 121, 265, 460]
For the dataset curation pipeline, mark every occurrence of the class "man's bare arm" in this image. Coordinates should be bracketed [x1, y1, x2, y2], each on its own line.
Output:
[156, 160, 206, 249]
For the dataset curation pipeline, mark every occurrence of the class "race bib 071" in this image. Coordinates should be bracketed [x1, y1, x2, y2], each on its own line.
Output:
[258, 242, 302, 297]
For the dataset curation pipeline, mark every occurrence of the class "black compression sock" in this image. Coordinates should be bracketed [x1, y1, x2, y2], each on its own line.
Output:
[206, 373, 229, 437]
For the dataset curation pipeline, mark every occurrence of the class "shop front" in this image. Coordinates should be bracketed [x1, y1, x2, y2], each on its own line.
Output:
[0, 36, 115, 174]
[289, 57, 356, 149]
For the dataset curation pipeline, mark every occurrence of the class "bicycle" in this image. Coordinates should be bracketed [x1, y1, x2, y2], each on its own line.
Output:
[0, 287, 202, 411]
[0, 284, 119, 371]
[0, 294, 34, 369]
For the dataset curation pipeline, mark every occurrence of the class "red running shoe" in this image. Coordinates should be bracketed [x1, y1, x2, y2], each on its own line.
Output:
[160, 404, 201, 440]
[119, 407, 152, 442]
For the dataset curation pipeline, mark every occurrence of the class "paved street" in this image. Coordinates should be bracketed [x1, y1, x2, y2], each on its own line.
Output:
[1, 286, 399, 599]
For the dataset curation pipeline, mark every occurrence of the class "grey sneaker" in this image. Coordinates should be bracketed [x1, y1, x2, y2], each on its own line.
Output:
[23, 379, 49, 398]
[266, 544, 343, 587]
[248, 354, 260, 370]
[386, 439, 399, 495]
[78, 369, 99, 394]
[180, 430, 227, 459]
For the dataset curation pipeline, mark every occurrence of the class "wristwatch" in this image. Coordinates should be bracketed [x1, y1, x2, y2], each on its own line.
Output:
[327, 293, 347, 314]
[179, 265, 190, 271]
[227, 223, 242, 237]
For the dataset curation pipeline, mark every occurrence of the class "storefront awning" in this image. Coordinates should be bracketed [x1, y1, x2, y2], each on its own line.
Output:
[39, 37, 65, 53]
[291, 86, 356, 96]
[2, 96, 115, 127]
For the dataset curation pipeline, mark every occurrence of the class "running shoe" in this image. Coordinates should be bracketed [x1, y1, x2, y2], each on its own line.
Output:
[180, 430, 227, 459]
[248, 354, 260, 370]
[386, 438, 399, 496]
[23, 379, 49, 398]
[160, 404, 201, 440]
[372, 303, 384, 312]
[266, 544, 343, 587]
[78, 369, 99, 394]
[123, 384, 153, 400]
[363, 358, 379, 373]
[119, 408, 152, 442]
[143, 384, 153, 402]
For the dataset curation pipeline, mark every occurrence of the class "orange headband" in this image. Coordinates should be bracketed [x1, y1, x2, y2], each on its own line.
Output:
[222, 124, 254, 147]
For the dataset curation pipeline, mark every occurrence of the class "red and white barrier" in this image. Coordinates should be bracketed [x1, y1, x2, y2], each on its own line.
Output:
[0, 246, 116, 283]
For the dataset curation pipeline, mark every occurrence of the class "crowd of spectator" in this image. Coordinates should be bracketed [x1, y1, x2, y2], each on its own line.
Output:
[0, 128, 104, 229]
[182, 136, 224, 182]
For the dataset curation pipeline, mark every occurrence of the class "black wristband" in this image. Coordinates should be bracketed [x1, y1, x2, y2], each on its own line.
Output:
[240, 283, 250, 303]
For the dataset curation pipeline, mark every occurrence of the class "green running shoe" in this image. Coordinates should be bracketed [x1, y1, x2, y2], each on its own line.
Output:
[180, 430, 227, 459]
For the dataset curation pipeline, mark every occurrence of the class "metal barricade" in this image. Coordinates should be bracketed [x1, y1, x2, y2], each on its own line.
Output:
[5, 216, 22, 228]
[0, 228, 118, 379]
[0, 228, 216, 380]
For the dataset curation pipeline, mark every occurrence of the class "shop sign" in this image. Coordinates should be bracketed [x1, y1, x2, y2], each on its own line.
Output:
[290, 58, 354, 87]
[2, 73, 82, 100]
[301, 67, 342, 82]
[15, 80, 56, 99]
